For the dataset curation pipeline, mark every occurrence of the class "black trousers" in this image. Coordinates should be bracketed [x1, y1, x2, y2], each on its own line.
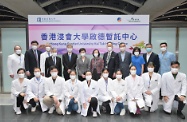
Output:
[87, 97, 98, 115]
[174, 95, 185, 112]
[63, 71, 70, 81]
[29, 98, 37, 107]
[16, 94, 24, 107]
[102, 100, 111, 114]
[78, 75, 85, 82]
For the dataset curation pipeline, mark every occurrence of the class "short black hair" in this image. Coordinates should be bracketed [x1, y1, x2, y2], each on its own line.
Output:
[146, 43, 152, 47]
[160, 42, 167, 46]
[31, 40, 39, 45]
[69, 69, 77, 74]
[102, 68, 109, 73]
[119, 42, 126, 47]
[129, 65, 136, 70]
[115, 69, 122, 73]
[79, 48, 86, 53]
[132, 47, 141, 54]
[92, 49, 100, 57]
[85, 70, 92, 75]
[50, 65, 58, 71]
[17, 68, 26, 74]
[34, 67, 41, 71]
[147, 62, 155, 67]
[171, 61, 180, 66]
[107, 42, 113, 45]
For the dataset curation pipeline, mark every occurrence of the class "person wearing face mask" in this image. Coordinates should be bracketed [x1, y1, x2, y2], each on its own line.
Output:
[80, 70, 100, 117]
[40, 43, 52, 76]
[25, 40, 42, 79]
[143, 43, 160, 73]
[98, 68, 114, 115]
[142, 62, 161, 112]
[90, 49, 104, 81]
[161, 61, 186, 119]
[116, 42, 131, 79]
[126, 66, 145, 115]
[11, 68, 29, 115]
[7, 45, 25, 79]
[159, 42, 176, 75]
[103, 42, 118, 79]
[26, 67, 48, 112]
[45, 48, 62, 77]
[111, 69, 127, 116]
[62, 44, 78, 81]
[131, 47, 145, 76]
[64, 70, 81, 115]
[76, 48, 90, 81]
[43, 66, 65, 115]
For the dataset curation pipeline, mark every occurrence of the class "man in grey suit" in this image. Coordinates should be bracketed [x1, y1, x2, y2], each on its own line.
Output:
[116, 42, 131, 79]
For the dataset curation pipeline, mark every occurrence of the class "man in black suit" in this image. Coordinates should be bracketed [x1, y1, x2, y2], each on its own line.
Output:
[25, 40, 42, 79]
[45, 48, 62, 77]
[62, 44, 77, 80]
[103, 42, 118, 79]
[143, 43, 160, 73]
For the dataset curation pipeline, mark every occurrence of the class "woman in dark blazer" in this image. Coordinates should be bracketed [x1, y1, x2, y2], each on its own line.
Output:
[90, 49, 104, 81]
[76, 48, 90, 81]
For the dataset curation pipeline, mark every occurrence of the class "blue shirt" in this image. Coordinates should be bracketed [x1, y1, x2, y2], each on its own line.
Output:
[131, 55, 145, 76]
[159, 51, 176, 75]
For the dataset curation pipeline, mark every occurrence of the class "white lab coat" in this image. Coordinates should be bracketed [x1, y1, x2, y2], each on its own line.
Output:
[40, 51, 51, 75]
[161, 72, 187, 113]
[45, 76, 66, 115]
[26, 76, 48, 112]
[126, 75, 145, 114]
[64, 79, 81, 113]
[11, 78, 29, 112]
[142, 72, 161, 112]
[80, 79, 100, 116]
[7, 53, 24, 79]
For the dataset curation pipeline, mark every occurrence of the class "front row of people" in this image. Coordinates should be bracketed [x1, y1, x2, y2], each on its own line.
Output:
[11, 61, 186, 119]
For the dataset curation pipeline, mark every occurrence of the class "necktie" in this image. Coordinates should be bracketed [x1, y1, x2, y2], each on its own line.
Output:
[106, 52, 111, 68]
[69, 54, 71, 62]
[48, 52, 50, 57]
[34, 50, 39, 67]
[53, 57, 56, 65]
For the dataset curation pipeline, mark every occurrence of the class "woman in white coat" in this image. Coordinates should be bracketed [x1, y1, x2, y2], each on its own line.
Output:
[26, 67, 48, 112]
[161, 61, 186, 119]
[111, 69, 126, 116]
[142, 62, 161, 112]
[126, 65, 145, 115]
[65, 70, 81, 115]
[43, 66, 65, 115]
[11, 68, 29, 115]
[98, 68, 114, 114]
[80, 70, 100, 117]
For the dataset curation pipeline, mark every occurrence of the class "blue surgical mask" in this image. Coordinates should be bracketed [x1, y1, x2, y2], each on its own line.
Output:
[146, 48, 152, 53]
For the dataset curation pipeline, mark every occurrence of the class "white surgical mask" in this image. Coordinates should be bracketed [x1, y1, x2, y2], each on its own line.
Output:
[103, 73, 109, 78]
[107, 47, 112, 51]
[67, 48, 73, 52]
[32, 45, 37, 50]
[52, 53, 57, 57]
[46, 47, 51, 51]
[116, 75, 122, 79]
[120, 47, 125, 52]
[15, 50, 21, 55]
[18, 73, 25, 78]
[70, 75, 76, 80]
[51, 72, 58, 77]
[148, 68, 154, 72]
[171, 68, 179, 74]
[86, 75, 92, 81]
[81, 53, 85, 57]
[160, 47, 167, 52]
[134, 52, 139, 56]
[94, 53, 98, 57]
[130, 70, 136, 75]
[34, 72, 41, 77]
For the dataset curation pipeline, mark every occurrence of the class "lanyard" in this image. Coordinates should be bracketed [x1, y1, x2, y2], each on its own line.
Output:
[71, 79, 77, 91]
[105, 80, 108, 91]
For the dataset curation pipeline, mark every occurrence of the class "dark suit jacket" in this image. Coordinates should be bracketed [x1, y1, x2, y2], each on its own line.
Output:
[103, 51, 118, 79]
[143, 52, 160, 73]
[24, 49, 42, 79]
[62, 53, 77, 80]
[45, 56, 62, 77]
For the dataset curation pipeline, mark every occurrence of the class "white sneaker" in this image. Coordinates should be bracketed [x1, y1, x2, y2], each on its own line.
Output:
[66, 111, 71, 115]
[110, 110, 114, 115]
[120, 109, 126, 116]
[16, 107, 21, 115]
[93, 111, 97, 117]
[31, 107, 36, 112]
[48, 106, 55, 114]
[144, 106, 149, 112]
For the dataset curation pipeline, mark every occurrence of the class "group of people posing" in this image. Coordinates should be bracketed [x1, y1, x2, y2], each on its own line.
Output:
[8, 41, 186, 119]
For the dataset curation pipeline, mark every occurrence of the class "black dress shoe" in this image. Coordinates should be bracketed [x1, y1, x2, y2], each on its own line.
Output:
[177, 111, 185, 119]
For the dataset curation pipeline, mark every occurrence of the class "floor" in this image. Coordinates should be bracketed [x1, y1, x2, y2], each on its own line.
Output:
[0, 94, 186, 122]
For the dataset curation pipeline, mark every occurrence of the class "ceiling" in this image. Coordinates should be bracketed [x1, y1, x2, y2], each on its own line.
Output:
[0, 0, 186, 22]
